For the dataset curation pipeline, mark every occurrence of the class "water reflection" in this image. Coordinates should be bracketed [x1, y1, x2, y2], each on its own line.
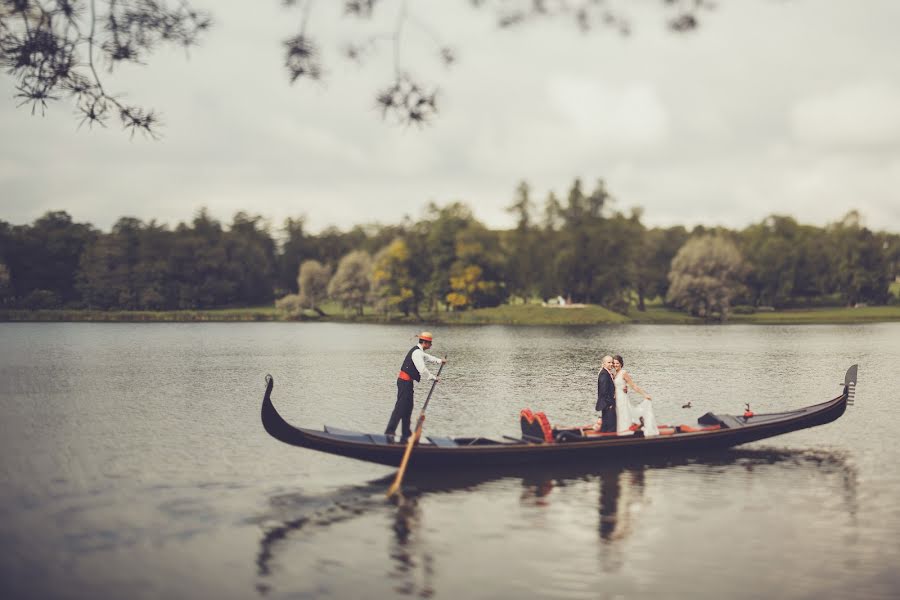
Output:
[389, 493, 434, 598]
[253, 447, 857, 597]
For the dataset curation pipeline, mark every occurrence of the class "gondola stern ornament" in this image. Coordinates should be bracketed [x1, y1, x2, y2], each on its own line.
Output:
[843, 364, 858, 406]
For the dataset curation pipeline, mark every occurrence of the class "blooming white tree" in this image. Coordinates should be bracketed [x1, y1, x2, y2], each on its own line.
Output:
[297, 259, 331, 316]
[327, 250, 372, 316]
[666, 235, 745, 321]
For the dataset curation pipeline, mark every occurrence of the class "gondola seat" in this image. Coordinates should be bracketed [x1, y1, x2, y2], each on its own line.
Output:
[553, 428, 587, 442]
[520, 409, 555, 443]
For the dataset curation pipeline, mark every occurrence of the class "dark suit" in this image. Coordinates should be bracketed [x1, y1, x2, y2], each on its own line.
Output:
[597, 368, 617, 432]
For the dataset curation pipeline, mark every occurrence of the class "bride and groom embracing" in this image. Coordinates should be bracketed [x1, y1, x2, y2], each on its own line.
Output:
[595, 354, 660, 436]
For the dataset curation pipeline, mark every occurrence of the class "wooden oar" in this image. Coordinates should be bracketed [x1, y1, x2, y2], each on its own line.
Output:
[386, 357, 446, 498]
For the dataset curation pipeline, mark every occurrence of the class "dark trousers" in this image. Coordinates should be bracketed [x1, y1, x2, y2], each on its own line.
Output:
[386, 379, 414, 439]
[599, 403, 617, 432]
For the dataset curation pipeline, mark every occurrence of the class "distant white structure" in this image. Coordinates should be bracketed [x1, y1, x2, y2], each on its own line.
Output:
[542, 294, 585, 308]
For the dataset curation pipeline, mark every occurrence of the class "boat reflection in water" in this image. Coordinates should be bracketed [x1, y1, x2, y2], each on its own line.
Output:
[253, 447, 857, 597]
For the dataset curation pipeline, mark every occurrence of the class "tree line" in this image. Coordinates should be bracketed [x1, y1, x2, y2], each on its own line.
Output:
[1, 179, 898, 319]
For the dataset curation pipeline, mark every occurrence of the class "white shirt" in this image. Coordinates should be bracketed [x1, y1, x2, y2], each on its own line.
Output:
[412, 343, 443, 381]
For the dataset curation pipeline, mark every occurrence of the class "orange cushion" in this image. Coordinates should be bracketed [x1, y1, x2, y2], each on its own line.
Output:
[677, 424, 722, 433]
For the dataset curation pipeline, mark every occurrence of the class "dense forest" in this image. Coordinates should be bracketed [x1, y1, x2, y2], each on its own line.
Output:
[1, 179, 898, 319]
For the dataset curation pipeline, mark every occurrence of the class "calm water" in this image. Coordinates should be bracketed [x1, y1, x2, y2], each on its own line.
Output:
[1, 322, 898, 599]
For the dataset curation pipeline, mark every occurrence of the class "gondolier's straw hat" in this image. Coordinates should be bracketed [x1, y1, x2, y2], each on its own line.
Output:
[418, 331, 434, 342]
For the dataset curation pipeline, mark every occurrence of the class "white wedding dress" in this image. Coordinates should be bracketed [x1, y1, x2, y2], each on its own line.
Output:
[614, 370, 659, 436]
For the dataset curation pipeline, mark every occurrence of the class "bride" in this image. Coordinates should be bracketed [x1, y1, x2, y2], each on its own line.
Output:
[613, 355, 659, 436]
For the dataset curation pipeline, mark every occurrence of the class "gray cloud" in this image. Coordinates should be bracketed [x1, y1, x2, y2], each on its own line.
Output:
[790, 82, 900, 149]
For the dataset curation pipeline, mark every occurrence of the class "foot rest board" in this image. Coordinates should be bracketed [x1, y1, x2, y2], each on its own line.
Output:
[427, 436, 459, 448]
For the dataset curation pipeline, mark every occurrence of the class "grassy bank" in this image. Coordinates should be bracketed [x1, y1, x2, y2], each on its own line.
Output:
[0, 306, 281, 322]
[729, 305, 900, 324]
[2, 303, 900, 325]
[436, 303, 630, 325]
[0, 304, 630, 325]
[622, 306, 701, 324]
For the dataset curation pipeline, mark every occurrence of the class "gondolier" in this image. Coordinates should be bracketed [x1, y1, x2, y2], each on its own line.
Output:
[385, 331, 447, 442]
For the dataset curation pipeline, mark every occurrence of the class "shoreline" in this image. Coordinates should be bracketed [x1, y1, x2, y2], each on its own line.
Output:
[2, 304, 900, 325]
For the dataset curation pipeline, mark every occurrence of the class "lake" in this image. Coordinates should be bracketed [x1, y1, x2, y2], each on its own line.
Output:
[1, 322, 898, 599]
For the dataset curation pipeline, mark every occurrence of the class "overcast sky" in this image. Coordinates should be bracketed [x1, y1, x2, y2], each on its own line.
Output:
[2, 0, 899, 234]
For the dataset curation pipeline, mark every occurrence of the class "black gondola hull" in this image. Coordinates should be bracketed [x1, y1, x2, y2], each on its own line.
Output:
[261, 366, 855, 469]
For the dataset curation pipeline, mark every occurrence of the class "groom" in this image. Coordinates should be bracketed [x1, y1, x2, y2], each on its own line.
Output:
[596, 355, 617, 432]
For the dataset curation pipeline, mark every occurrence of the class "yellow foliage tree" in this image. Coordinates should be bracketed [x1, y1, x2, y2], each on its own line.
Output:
[446, 264, 485, 310]
[371, 238, 416, 315]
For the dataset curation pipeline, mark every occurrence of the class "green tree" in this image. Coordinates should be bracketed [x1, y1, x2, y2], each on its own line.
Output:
[827, 211, 891, 305]
[553, 179, 591, 303]
[788, 226, 831, 306]
[541, 192, 563, 232]
[352, 223, 410, 256]
[550, 177, 638, 308]
[328, 250, 373, 316]
[504, 181, 539, 302]
[422, 202, 476, 311]
[167, 209, 252, 309]
[593, 208, 646, 312]
[311, 226, 362, 268]
[562, 178, 586, 229]
[634, 225, 689, 311]
[226, 212, 276, 306]
[0, 261, 10, 306]
[78, 218, 191, 310]
[278, 217, 313, 295]
[666, 235, 745, 321]
[78, 221, 137, 309]
[168, 211, 227, 309]
[6, 211, 96, 308]
[586, 178, 612, 219]
[741, 216, 802, 307]
[883, 232, 900, 302]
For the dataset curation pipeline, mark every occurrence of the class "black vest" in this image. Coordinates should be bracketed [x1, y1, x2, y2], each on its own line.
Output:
[399, 346, 422, 382]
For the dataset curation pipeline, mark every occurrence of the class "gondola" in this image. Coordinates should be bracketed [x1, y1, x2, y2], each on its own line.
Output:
[260, 364, 857, 469]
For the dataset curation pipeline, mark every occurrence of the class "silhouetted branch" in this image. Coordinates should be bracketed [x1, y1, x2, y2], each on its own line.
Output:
[1, 0, 716, 135]
[475, 0, 713, 34]
[279, 0, 713, 125]
[281, 0, 444, 125]
[1, 0, 210, 136]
